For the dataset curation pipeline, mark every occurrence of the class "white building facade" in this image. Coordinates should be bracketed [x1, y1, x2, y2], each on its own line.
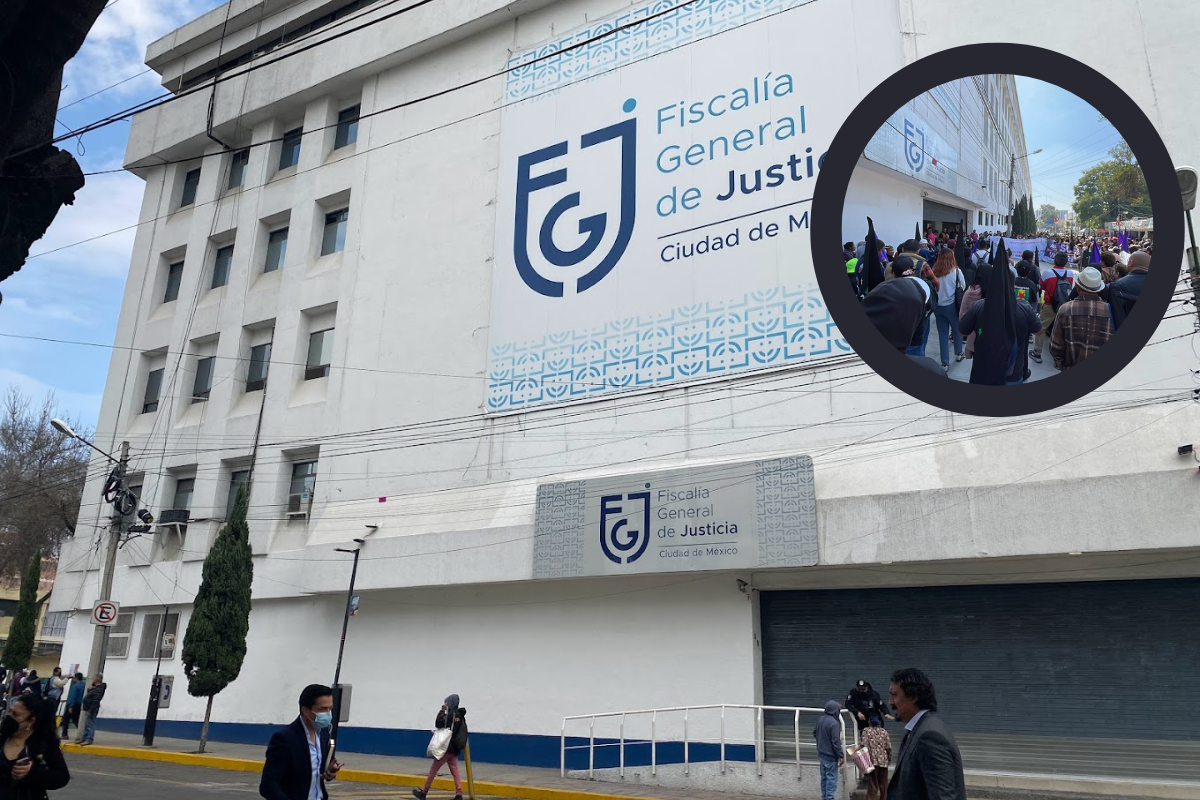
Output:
[843, 75, 1034, 250]
[54, 0, 1200, 792]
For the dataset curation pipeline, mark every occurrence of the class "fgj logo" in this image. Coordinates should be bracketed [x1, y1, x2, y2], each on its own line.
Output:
[599, 488, 651, 565]
[512, 99, 638, 298]
[904, 118, 925, 173]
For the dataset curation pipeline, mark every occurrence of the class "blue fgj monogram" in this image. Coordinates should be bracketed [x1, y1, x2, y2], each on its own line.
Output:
[513, 99, 638, 297]
[904, 118, 925, 173]
[599, 490, 651, 565]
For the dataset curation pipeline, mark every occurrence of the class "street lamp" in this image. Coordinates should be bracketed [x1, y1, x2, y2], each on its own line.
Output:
[328, 524, 377, 762]
[51, 418, 120, 465]
[1178, 166, 1200, 324]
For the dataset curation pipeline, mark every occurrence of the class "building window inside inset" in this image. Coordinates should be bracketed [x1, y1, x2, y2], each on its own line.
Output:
[226, 470, 251, 519]
[212, 244, 234, 289]
[172, 478, 195, 512]
[180, 168, 201, 208]
[334, 105, 359, 149]
[142, 368, 164, 414]
[164, 260, 184, 302]
[288, 460, 318, 517]
[321, 209, 348, 256]
[246, 343, 271, 392]
[264, 228, 288, 272]
[279, 128, 302, 170]
[305, 328, 334, 380]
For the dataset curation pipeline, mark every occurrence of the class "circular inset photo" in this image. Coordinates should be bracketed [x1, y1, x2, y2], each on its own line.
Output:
[811, 48, 1182, 416]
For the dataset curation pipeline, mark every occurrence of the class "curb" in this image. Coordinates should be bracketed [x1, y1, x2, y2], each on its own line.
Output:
[62, 744, 669, 800]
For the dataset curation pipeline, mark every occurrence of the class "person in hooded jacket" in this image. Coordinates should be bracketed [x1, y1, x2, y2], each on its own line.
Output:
[413, 695, 468, 800]
[813, 701, 845, 800]
[960, 247, 1041, 385]
[957, 263, 990, 360]
[861, 276, 946, 376]
[0, 695, 70, 800]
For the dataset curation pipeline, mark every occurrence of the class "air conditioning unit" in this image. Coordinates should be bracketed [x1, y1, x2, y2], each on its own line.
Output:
[287, 492, 313, 520]
[156, 508, 189, 540]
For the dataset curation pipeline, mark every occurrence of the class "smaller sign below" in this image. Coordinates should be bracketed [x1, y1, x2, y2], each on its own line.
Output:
[350, 595, 360, 616]
[159, 675, 174, 709]
[91, 600, 119, 626]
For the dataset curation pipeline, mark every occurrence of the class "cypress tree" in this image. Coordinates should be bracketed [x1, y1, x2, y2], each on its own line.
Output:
[3, 550, 41, 671]
[181, 483, 253, 753]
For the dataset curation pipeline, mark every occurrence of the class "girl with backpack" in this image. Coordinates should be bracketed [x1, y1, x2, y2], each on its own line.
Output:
[413, 694, 468, 800]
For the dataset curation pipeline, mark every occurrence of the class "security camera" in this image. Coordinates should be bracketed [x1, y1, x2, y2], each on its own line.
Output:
[920, 190, 929, 198]
[736, 579, 749, 593]
[1180, 444, 1194, 456]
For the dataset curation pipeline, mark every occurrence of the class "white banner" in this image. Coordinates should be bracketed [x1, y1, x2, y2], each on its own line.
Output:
[863, 106, 959, 196]
[486, 0, 860, 414]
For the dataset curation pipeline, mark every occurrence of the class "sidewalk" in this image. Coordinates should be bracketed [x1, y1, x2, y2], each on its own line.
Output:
[61, 731, 772, 800]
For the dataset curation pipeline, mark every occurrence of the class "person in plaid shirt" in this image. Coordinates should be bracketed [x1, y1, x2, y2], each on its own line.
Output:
[1050, 267, 1114, 370]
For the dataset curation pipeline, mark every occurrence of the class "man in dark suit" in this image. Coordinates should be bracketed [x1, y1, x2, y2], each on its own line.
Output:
[887, 669, 966, 800]
[260, 684, 343, 800]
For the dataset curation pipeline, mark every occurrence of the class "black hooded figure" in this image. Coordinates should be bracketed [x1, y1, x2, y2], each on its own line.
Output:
[915, 222, 922, 242]
[969, 236, 1018, 385]
[954, 220, 967, 270]
[861, 277, 946, 376]
[863, 217, 886, 295]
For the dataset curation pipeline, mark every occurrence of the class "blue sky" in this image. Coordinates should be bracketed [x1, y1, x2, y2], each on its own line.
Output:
[1014, 76, 1120, 220]
[0, 0, 228, 433]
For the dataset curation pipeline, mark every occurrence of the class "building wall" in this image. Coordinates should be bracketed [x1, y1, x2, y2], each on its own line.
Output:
[51, 0, 1200, 759]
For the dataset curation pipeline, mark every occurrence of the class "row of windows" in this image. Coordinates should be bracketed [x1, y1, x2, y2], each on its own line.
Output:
[179, 0, 380, 91]
[160, 205, 349, 306]
[175, 104, 359, 211]
[140, 326, 334, 413]
[134, 459, 317, 532]
[98, 611, 179, 661]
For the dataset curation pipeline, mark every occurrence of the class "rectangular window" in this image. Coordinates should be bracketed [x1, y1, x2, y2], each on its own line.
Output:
[321, 209, 348, 256]
[246, 342, 271, 391]
[211, 244, 234, 289]
[180, 168, 201, 208]
[264, 228, 288, 272]
[40, 611, 68, 638]
[138, 612, 180, 660]
[108, 612, 134, 658]
[288, 460, 318, 515]
[164, 260, 184, 303]
[305, 329, 334, 380]
[191, 356, 215, 403]
[227, 470, 251, 519]
[142, 368, 164, 414]
[228, 149, 250, 189]
[172, 478, 195, 511]
[279, 128, 302, 170]
[978, 211, 983, 225]
[334, 105, 360, 149]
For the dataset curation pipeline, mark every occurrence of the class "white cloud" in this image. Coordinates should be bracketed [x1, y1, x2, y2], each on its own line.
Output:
[61, 0, 225, 108]
[26, 170, 145, 278]
[0, 369, 103, 430]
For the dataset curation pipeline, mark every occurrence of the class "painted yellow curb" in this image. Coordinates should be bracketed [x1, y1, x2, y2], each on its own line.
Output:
[62, 744, 670, 800]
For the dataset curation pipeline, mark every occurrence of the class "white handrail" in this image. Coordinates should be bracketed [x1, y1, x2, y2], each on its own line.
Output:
[560, 703, 861, 779]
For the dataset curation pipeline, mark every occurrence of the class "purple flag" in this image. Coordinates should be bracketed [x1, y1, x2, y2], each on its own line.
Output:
[1089, 239, 1102, 263]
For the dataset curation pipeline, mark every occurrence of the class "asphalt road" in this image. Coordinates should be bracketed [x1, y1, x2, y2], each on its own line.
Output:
[58, 754, 492, 799]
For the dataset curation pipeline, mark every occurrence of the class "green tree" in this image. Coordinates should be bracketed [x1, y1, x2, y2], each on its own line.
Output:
[1073, 141, 1150, 230]
[1038, 203, 1058, 230]
[181, 483, 253, 753]
[3, 550, 41, 670]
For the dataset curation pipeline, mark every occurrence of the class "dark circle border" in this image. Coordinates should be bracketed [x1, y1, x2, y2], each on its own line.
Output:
[810, 45, 1183, 417]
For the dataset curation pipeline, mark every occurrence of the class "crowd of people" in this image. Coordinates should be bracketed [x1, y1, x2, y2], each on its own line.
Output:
[846, 221, 1153, 384]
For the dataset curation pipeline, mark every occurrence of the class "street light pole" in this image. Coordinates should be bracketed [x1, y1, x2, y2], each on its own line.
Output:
[328, 525, 375, 758]
[1177, 167, 1200, 326]
[88, 439, 131, 681]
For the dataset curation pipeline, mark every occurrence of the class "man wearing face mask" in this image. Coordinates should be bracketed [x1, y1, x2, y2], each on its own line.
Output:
[260, 684, 343, 800]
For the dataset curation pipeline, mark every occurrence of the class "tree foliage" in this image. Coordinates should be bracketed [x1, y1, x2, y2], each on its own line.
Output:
[3, 550, 42, 670]
[1072, 141, 1150, 230]
[1037, 203, 1059, 230]
[0, 388, 89, 584]
[182, 484, 253, 698]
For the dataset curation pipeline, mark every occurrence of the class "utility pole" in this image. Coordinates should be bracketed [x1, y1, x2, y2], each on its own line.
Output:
[328, 525, 375, 762]
[89, 440, 130, 680]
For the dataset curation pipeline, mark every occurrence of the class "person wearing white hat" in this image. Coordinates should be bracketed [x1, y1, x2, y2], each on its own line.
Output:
[1050, 267, 1114, 370]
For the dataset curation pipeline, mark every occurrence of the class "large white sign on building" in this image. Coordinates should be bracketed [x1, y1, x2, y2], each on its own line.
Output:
[486, 0, 858, 414]
[863, 106, 960, 195]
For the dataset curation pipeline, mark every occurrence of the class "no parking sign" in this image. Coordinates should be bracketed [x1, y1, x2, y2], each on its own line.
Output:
[91, 600, 119, 626]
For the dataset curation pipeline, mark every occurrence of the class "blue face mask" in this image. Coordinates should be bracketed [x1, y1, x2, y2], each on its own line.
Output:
[313, 711, 333, 730]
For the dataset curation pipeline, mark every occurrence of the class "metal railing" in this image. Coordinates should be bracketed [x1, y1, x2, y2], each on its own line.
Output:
[561, 704, 859, 780]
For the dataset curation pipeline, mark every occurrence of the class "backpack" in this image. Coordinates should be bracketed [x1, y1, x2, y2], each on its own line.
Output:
[1050, 269, 1073, 311]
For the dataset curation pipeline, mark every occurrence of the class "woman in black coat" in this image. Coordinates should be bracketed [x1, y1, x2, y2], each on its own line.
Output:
[0, 695, 70, 799]
[412, 694, 468, 800]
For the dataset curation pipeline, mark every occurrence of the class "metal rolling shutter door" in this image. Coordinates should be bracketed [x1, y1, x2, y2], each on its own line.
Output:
[760, 578, 1200, 743]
